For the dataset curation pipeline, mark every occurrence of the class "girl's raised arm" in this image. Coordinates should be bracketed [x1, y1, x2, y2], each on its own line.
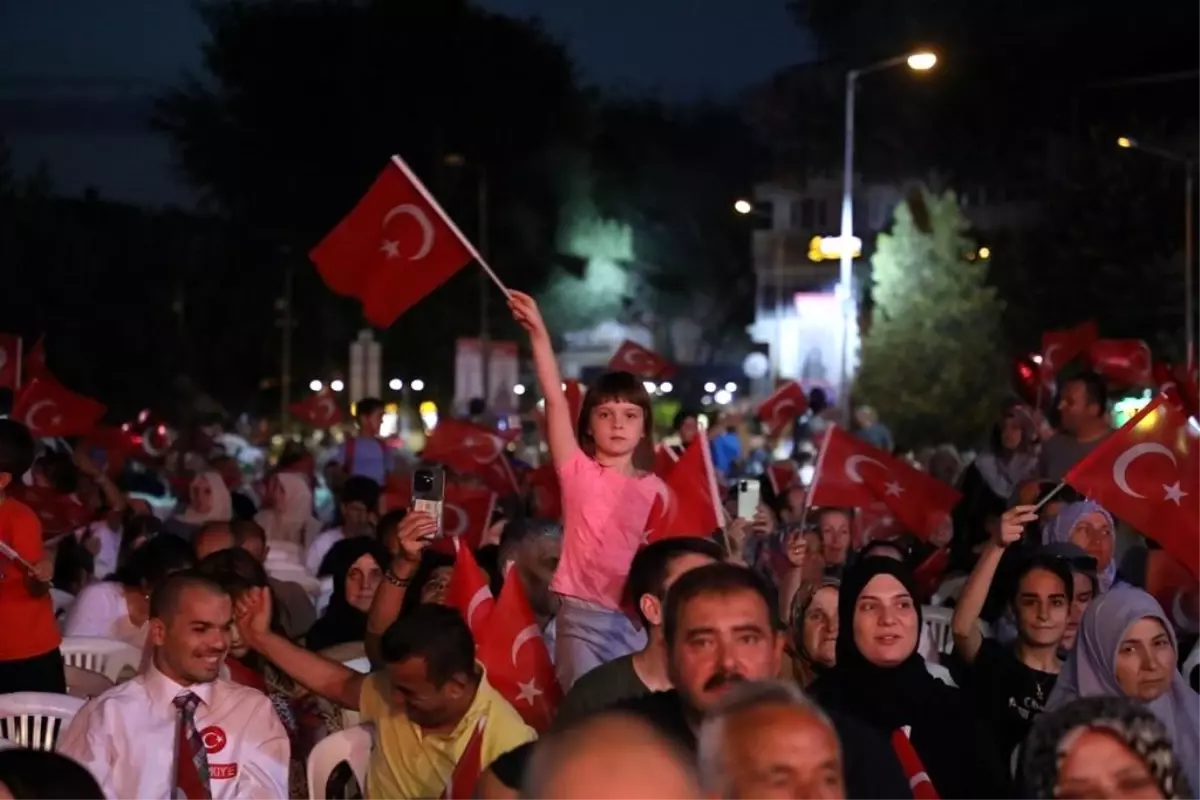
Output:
[508, 290, 580, 468]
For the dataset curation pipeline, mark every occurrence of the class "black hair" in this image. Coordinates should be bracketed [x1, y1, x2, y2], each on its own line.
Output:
[375, 509, 407, 543]
[111, 532, 195, 591]
[467, 397, 486, 417]
[808, 387, 828, 414]
[276, 441, 311, 470]
[112, 514, 162, 576]
[0, 748, 105, 799]
[53, 534, 94, 595]
[356, 397, 385, 419]
[498, 517, 561, 566]
[1065, 370, 1108, 414]
[399, 548, 455, 618]
[672, 407, 700, 432]
[149, 570, 228, 621]
[378, 603, 479, 685]
[0, 418, 35, 482]
[1010, 553, 1075, 611]
[230, 518, 266, 548]
[576, 370, 655, 471]
[340, 475, 381, 511]
[195, 547, 270, 595]
[622, 537, 725, 628]
[488, 741, 535, 790]
[35, 451, 80, 494]
[663, 562, 780, 650]
[474, 543, 505, 596]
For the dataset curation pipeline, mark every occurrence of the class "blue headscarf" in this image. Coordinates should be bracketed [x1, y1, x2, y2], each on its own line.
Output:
[1044, 500, 1117, 593]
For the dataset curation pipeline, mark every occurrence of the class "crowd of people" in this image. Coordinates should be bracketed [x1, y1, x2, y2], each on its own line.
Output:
[0, 290, 1196, 800]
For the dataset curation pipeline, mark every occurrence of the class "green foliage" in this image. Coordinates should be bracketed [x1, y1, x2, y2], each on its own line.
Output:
[855, 187, 1006, 449]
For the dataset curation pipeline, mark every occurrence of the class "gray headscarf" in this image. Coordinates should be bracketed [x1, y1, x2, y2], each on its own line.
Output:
[1044, 500, 1118, 593]
[1045, 585, 1200, 792]
[1023, 695, 1194, 799]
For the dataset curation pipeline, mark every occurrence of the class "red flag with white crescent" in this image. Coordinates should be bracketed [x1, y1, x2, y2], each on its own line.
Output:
[891, 727, 940, 799]
[607, 340, 675, 380]
[7, 485, 91, 540]
[446, 538, 495, 639]
[289, 388, 344, 427]
[12, 376, 105, 438]
[423, 419, 519, 495]
[644, 436, 724, 543]
[476, 567, 561, 732]
[1040, 321, 1098, 383]
[1089, 339, 1153, 388]
[441, 716, 487, 799]
[310, 156, 477, 328]
[653, 445, 679, 479]
[757, 381, 808, 438]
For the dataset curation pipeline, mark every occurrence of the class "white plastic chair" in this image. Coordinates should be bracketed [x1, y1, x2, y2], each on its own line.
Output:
[930, 575, 968, 607]
[342, 656, 371, 675]
[59, 636, 143, 683]
[63, 665, 114, 700]
[924, 660, 958, 687]
[921, 606, 955, 657]
[266, 564, 322, 597]
[307, 723, 375, 800]
[1183, 640, 1199, 686]
[0, 692, 85, 751]
[319, 642, 366, 665]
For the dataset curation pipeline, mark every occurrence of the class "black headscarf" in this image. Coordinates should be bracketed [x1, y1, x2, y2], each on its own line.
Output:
[811, 556, 1011, 799]
[305, 537, 389, 652]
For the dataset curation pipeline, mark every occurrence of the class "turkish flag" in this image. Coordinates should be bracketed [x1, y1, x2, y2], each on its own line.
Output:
[1064, 395, 1199, 577]
[1154, 361, 1199, 418]
[423, 419, 518, 494]
[765, 460, 800, 496]
[25, 336, 47, 382]
[1040, 321, 1098, 382]
[0, 334, 20, 389]
[912, 547, 951, 604]
[653, 445, 679, 479]
[310, 156, 476, 328]
[1089, 339, 1153, 387]
[289, 388, 344, 427]
[892, 727, 940, 800]
[757, 381, 808, 438]
[809, 426, 962, 541]
[446, 539, 495, 639]
[8, 485, 91, 538]
[645, 436, 724, 543]
[477, 568, 561, 732]
[526, 464, 562, 520]
[12, 377, 105, 438]
[607, 340, 675, 379]
[77, 426, 140, 477]
[441, 716, 487, 799]
[855, 499, 904, 549]
[442, 484, 498, 553]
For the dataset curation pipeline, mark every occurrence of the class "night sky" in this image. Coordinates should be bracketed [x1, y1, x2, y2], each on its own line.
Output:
[0, 0, 811, 206]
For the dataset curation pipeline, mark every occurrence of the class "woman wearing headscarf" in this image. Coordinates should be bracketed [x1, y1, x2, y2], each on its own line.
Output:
[162, 471, 232, 542]
[810, 556, 1011, 798]
[1044, 500, 1119, 593]
[1023, 695, 1194, 799]
[1045, 585, 1200, 791]
[255, 472, 322, 549]
[304, 537, 388, 652]
[781, 578, 839, 689]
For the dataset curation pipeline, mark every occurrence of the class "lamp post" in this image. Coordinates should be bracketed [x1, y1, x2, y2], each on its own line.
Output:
[839, 50, 937, 424]
[445, 154, 492, 406]
[1117, 136, 1196, 366]
[735, 199, 785, 384]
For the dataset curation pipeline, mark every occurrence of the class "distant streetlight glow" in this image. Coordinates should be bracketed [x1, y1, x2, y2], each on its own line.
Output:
[714, 389, 733, 405]
[309, 379, 323, 392]
[513, 383, 526, 396]
[330, 379, 345, 392]
[389, 378, 403, 391]
[659, 381, 674, 394]
[724, 381, 738, 392]
[704, 381, 718, 393]
[734, 199, 754, 215]
[410, 379, 425, 392]
[643, 381, 658, 394]
[1117, 136, 1135, 149]
[978, 246, 991, 259]
[907, 51, 938, 71]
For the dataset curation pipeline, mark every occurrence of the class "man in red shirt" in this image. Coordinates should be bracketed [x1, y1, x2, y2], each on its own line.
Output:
[0, 419, 62, 693]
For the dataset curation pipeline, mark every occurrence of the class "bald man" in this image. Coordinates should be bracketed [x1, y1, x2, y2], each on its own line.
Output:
[194, 521, 236, 560]
[698, 680, 845, 799]
[522, 712, 700, 799]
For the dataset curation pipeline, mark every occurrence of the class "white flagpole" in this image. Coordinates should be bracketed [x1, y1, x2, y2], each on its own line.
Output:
[389, 155, 510, 297]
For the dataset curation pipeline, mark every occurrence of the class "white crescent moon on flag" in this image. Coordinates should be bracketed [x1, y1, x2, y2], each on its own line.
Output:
[465, 435, 503, 464]
[24, 400, 57, 432]
[617, 345, 652, 369]
[510, 624, 541, 666]
[845, 454, 886, 483]
[1043, 343, 1060, 370]
[769, 398, 796, 430]
[1112, 442, 1177, 498]
[443, 503, 468, 538]
[466, 586, 491, 629]
[381, 204, 435, 261]
[317, 397, 336, 423]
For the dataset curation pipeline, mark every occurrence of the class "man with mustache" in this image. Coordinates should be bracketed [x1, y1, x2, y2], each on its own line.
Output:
[613, 562, 912, 799]
[59, 572, 289, 799]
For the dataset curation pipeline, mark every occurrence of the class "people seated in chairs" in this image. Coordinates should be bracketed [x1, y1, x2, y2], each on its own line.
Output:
[0, 418, 64, 694]
[304, 537, 388, 652]
[234, 587, 535, 800]
[58, 572, 290, 799]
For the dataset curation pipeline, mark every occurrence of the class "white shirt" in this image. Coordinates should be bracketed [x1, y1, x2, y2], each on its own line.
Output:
[304, 527, 344, 575]
[62, 581, 147, 649]
[58, 663, 289, 800]
[81, 520, 121, 579]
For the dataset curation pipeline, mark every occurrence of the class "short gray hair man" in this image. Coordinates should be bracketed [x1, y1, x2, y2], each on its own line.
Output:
[697, 680, 843, 798]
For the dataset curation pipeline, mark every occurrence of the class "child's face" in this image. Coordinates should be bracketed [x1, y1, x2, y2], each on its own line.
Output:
[588, 401, 645, 459]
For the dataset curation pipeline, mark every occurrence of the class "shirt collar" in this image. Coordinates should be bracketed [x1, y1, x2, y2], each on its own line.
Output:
[143, 659, 217, 709]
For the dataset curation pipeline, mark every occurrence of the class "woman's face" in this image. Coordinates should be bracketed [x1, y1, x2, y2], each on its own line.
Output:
[190, 478, 213, 514]
[801, 586, 839, 668]
[1000, 415, 1024, 451]
[420, 566, 453, 606]
[852, 574, 919, 667]
[1063, 571, 1095, 651]
[819, 512, 852, 566]
[1056, 728, 1165, 800]
[1014, 567, 1070, 648]
[1069, 512, 1114, 570]
[345, 554, 383, 612]
[1115, 617, 1175, 703]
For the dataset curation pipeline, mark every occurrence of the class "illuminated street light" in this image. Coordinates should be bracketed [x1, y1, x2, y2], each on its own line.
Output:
[978, 246, 991, 259]
[410, 379, 425, 392]
[733, 199, 754, 215]
[906, 51, 938, 71]
[724, 382, 738, 392]
[1117, 136, 1135, 149]
[659, 381, 674, 394]
[714, 389, 733, 405]
[330, 379, 345, 392]
[309, 379, 323, 392]
[643, 381, 658, 394]
[513, 383, 526, 396]
[704, 381, 717, 393]
[389, 378, 403, 391]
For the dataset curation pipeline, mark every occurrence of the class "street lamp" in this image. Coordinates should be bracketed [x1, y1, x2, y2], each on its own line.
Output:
[839, 49, 938, 424]
[1116, 136, 1196, 364]
[735, 197, 786, 383]
[734, 199, 754, 215]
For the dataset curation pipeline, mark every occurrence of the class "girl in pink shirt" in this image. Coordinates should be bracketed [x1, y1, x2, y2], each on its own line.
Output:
[509, 291, 664, 688]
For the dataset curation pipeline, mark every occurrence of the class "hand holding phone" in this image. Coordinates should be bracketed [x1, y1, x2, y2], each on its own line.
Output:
[411, 465, 446, 538]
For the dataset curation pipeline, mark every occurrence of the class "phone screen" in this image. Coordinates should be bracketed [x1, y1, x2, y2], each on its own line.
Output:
[736, 479, 761, 521]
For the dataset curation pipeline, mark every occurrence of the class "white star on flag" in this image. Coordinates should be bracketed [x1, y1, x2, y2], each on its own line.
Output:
[884, 481, 904, 497]
[1163, 482, 1188, 505]
[515, 679, 543, 705]
[380, 240, 401, 259]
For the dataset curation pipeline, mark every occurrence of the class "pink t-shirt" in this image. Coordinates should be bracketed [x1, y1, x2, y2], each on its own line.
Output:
[551, 449, 664, 609]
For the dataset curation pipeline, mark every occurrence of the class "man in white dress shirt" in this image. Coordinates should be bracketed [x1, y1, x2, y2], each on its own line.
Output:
[58, 572, 289, 800]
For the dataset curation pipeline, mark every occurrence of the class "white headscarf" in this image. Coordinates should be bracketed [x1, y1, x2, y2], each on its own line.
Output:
[176, 471, 233, 525]
[255, 472, 321, 548]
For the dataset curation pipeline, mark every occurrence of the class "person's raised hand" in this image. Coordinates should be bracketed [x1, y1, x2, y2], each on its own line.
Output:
[751, 505, 776, 537]
[234, 586, 273, 645]
[725, 517, 751, 563]
[995, 505, 1037, 548]
[507, 291, 549, 342]
[392, 511, 438, 564]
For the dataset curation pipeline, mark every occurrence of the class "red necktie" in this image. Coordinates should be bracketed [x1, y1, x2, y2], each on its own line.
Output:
[173, 692, 212, 800]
